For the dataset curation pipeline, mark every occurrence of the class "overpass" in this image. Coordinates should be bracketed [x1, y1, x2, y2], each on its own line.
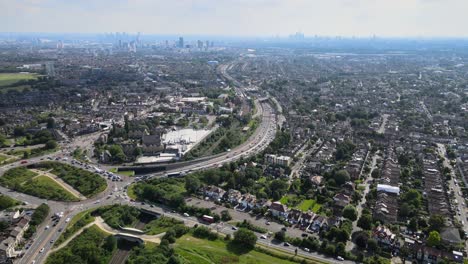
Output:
[114, 233, 144, 244]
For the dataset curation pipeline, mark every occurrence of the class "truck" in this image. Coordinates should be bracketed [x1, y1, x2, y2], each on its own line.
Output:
[202, 215, 214, 224]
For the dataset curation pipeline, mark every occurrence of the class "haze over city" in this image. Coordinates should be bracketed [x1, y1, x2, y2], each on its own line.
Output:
[2, 0, 468, 37]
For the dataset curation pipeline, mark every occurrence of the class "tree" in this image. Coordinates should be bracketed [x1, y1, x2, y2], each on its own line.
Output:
[342, 205, 358, 221]
[427, 230, 441, 247]
[357, 214, 373, 230]
[45, 140, 58, 150]
[274, 231, 286, 242]
[354, 232, 369, 248]
[184, 175, 201, 194]
[46, 117, 55, 129]
[429, 214, 445, 231]
[103, 236, 117, 251]
[334, 170, 350, 186]
[233, 228, 257, 249]
[220, 210, 232, 221]
[367, 238, 378, 252]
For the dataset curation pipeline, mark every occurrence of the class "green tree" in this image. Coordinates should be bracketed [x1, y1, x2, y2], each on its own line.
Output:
[342, 205, 358, 221]
[233, 228, 257, 249]
[184, 175, 201, 194]
[45, 140, 58, 150]
[367, 238, 378, 252]
[357, 213, 373, 230]
[334, 170, 350, 186]
[427, 230, 441, 247]
[429, 214, 445, 231]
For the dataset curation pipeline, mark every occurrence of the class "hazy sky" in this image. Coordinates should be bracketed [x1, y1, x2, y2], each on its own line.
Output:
[1, 0, 467, 37]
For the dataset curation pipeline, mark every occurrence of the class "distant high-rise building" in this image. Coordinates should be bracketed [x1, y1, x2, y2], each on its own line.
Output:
[197, 40, 203, 50]
[178, 37, 184, 48]
[205, 40, 209, 50]
[210, 41, 214, 47]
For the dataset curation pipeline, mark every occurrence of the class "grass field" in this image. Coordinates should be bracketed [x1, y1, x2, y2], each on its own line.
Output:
[0, 73, 39, 87]
[0, 154, 8, 163]
[0, 167, 79, 202]
[295, 199, 322, 213]
[175, 235, 297, 264]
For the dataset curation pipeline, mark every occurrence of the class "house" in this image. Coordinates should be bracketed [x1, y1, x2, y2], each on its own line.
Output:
[224, 189, 243, 205]
[141, 134, 164, 155]
[269, 201, 288, 218]
[128, 128, 149, 139]
[309, 175, 324, 186]
[341, 181, 355, 196]
[0, 237, 15, 258]
[300, 212, 315, 230]
[287, 209, 302, 224]
[372, 225, 396, 247]
[333, 193, 351, 209]
[310, 215, 327, 232]
[240, 193, 257, 209]
[203, 185, 226, 201]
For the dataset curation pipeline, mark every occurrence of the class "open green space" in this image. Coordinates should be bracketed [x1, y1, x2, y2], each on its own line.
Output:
[0, 73, 39, 87]
[46, 225, 115, 264]
[31, 161, 107, 197]
[0, 167, 78, 201]
[144, 216, 184, 235]
[0, 194, 21, 210]
[295, 199, 322, 213]
[174, 235, 297, 264]
[54, 209, 95, 247]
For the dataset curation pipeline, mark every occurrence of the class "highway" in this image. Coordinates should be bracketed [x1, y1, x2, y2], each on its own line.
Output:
[0, 61, 343, 264]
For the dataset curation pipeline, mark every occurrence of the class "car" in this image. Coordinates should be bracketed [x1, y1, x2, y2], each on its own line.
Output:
[281, 227, 287, 231]
[303, 248, 310, 252]
[31, 261, 36, 264]
[20, 160, 28, 164]
[45, 225, 50, 230]
[183, 213, 190, 217]
[232, 226, 238, 230]
[336, 256, 344, 261]
[283, 242, 290, 247]
[260, 235, 267, 239]
[50, 239, 54, 244]
[265, 221, 270, 225]
[301, 233, 308, 237]
[58, 228, 63, 232]
[39, 248, 45, 253]
[65, 217, 71, 223]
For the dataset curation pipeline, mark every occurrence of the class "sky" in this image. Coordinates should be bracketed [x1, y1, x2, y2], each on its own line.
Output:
[1, 0, 467, 37]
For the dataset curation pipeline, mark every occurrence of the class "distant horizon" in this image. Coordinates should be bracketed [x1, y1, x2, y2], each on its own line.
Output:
[2, 31, 468, 41]
[2, 0, 468, 38]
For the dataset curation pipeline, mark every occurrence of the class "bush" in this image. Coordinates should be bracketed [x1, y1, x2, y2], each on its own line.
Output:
[236, 220, 267, 234]
[193, 226, 219, 240]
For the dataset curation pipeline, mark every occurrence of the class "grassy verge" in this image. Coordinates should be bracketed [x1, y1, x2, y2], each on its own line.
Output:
[46, 225, 115, 264]
[0, 194, 21, 210]
[54, 209, 95, 247]
[0, 167, 78, 201]
[175, 234, 297, 264]
[109, 168, 135, 176]
[295, 199, 322, 213]
[6, 147, 58, 158]
[144, 216, 184, 235]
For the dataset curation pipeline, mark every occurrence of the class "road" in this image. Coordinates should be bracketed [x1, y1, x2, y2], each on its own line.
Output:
[436, 143, 468, 254]
[1, 60, 340, 264]
[0, 60, 281, 264]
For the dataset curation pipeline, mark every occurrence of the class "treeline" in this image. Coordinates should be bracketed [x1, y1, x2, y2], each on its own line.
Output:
[94, 205, 140, 229]
[24, 203, 50, 239]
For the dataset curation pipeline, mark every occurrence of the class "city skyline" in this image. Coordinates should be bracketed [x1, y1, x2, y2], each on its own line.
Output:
[2, 0, 468, 38]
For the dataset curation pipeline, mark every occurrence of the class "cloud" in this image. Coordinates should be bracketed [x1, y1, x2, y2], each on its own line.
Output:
[0, 0, 467, 37]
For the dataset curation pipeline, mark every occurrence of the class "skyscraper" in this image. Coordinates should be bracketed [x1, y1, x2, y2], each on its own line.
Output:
[178, 37, 184, 48]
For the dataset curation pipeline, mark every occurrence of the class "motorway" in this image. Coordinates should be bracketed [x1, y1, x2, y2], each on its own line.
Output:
[2, 61, 345, 264]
